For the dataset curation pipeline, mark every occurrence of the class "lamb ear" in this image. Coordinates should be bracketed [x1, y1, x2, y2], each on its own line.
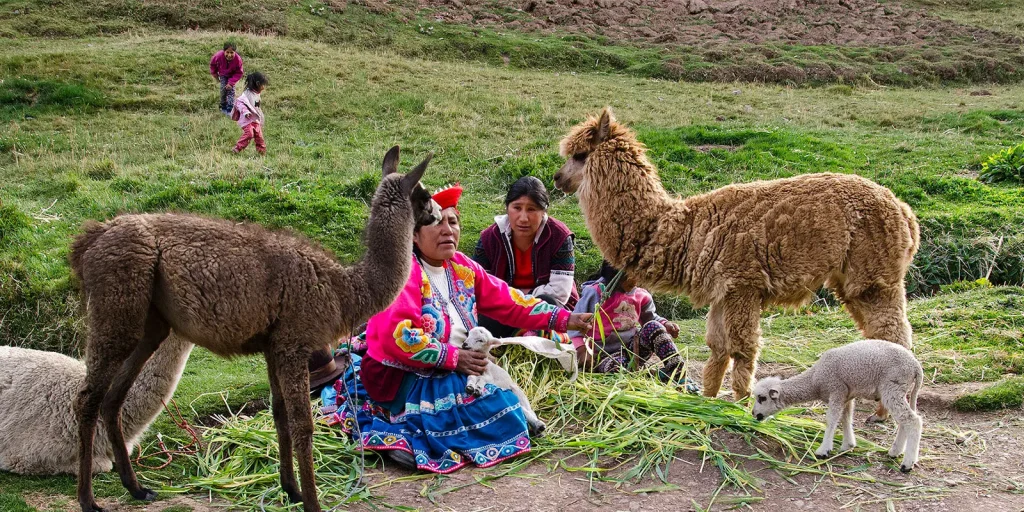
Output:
[382, 145, 400, 177]
[401, 152, 433, 193]
[593, 107, 613, 145]
[768, 389, 779, 400]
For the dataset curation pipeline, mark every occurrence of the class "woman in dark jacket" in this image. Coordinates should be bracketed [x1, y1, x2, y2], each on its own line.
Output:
[473, 176, 578, 337]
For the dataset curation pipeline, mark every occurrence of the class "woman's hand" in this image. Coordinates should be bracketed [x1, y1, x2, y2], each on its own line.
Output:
[664, 321, 680, 338]
[567, 313, 594, 332]
[455, 348, 489, 376]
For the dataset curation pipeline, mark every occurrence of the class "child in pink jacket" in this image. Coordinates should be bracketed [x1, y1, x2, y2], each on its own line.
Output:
[210, 42, 243, 116]
[232, 72, 267, 155]
[570, 261, 696, 390]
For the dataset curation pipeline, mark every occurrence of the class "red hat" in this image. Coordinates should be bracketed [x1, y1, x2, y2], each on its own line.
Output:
[432, 184, 463, 212]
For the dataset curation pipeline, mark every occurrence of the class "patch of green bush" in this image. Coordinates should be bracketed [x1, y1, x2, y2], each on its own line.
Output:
[953, 376, 1024, 411]
[979, 142, 1024, 184]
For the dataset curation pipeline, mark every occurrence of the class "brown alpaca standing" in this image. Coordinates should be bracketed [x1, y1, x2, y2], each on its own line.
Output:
[70, 146, 439, 512]
[554, 108, 919, 409]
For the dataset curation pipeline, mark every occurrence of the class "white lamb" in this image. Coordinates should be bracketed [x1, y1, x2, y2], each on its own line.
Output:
[461, 327, 546, 436]
[751, 339, 924, 472]
[0, 334, 193, 475]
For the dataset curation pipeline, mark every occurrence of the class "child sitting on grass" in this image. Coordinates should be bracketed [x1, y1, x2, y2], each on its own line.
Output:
[232, 71, 268, 155]
[570, 261, 697, 391]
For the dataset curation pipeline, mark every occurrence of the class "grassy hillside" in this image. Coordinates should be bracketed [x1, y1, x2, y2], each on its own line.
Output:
[2, 34, 1023, 352]
[1, 0, 1023, 86]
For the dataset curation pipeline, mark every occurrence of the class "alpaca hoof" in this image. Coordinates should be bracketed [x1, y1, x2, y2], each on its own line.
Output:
[866, 414, 888, 424]
[528, 421, 546, 437]
[466, 385, 482, 397]
[814, 449, 832, 459]
[900, 464, 913, 473]
[840, 443, 856, 452]
[83, 504, 106, 512]
[131, 488, 157, 502]
[285, 489, 303, 503]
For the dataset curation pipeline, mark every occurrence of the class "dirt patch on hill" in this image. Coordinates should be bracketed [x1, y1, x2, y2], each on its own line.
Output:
[420, 0, 1015, 48]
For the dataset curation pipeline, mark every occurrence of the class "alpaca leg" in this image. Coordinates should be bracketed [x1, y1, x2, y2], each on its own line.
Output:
[701, 303, 730, 397]
[266, 352, 302, 504]
[840, 399, 857, 451]
[815, 395, 847, 458]
[101, 311, 169, 501]
[273, 347, 321, 512]
[76, 351, 124, 512]
[726, 293, 762, 399]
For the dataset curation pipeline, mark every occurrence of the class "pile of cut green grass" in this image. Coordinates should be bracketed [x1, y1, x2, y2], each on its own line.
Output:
[953, 376, 1024, 411]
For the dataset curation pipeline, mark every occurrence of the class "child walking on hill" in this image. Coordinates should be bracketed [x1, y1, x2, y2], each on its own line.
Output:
[232, 72, 268, 155]
[570, 262, 696, 390]
[210, 42, 244, 116]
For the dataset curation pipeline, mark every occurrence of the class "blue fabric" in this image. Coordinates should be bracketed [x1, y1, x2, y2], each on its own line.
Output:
[324, 358, 532, 474]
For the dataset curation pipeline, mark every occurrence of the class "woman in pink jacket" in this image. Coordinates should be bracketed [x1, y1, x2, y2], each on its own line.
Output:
[322, 185, 592, 473]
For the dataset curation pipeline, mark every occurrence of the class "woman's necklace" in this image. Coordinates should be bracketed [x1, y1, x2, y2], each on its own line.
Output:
[419, 257, 453, 309]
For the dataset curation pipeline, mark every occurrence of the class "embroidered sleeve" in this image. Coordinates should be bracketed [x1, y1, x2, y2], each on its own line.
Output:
[550, 235, 576, 272]
[366, 263, 459, 372]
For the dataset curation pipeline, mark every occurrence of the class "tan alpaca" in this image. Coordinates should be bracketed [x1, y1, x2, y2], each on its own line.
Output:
[554, 108, 919, 405]
[69, 147, 438, 512]
[0, 335, 193, 475]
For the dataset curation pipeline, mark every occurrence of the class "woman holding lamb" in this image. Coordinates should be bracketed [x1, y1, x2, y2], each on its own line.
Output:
[321, 185, 593, 473]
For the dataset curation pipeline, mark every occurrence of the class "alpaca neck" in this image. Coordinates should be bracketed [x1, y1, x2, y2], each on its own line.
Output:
[342, 199, 414, 324]
[780, 368, 819, 406]
[120, 335, 194, 440]
[579, 153, 679, 268]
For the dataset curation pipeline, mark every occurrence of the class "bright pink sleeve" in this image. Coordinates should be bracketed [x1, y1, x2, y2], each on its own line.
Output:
[210, 52, 219, 77]
[365, 259, 459, 371]
[458, 254, 570, 333]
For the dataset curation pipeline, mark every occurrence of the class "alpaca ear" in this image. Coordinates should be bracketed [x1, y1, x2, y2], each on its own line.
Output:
[382, 145, 400, 177]
[593, 107, 613, 145]
[401, 152, 433, 193]
[768, 389, 779, 400]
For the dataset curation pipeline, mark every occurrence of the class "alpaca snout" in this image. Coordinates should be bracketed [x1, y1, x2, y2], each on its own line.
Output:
[756, 413, 764, 421]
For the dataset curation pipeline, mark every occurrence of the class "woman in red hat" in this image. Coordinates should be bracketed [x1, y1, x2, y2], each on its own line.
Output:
[321, 184, 592, 473]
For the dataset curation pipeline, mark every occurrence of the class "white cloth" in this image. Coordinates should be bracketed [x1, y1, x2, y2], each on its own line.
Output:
[495, 336, 578, 382]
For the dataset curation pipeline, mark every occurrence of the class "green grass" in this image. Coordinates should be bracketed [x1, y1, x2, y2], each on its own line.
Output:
[0, 493, 36, 512]
[953, 376, 1024, 411]
[1, 0, 1022, 86]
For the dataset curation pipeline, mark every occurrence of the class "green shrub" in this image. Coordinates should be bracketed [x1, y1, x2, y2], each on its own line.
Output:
[953, 376, 1024, 411]
[978, 142, 1024, 184]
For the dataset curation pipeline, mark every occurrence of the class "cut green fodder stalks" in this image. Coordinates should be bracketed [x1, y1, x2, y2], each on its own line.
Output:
[185, 410, 375, 510]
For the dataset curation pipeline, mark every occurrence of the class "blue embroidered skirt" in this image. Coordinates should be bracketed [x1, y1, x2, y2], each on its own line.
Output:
[322, 356, 532, 473]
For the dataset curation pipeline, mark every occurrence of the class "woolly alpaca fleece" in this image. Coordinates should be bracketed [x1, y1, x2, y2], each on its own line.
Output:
[70, 146, 436, 512]
[555, 108, 919, 399]
[0, 335, 193, 475]
[751, 339, 924, 472]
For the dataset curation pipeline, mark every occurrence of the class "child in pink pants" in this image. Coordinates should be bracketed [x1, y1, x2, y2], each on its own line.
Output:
[232, 72, 268, 155]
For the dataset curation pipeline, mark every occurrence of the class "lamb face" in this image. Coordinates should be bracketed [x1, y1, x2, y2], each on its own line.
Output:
[462, 326, 499, 354]
[751, 377, 785, 421]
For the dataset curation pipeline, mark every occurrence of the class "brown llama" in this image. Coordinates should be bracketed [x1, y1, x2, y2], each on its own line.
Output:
[70, 146, 438, 512]
[553, 108, 919, 411]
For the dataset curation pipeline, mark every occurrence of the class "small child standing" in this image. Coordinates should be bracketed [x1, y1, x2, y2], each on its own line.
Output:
[570, 261, 694, 388]
[210, 42, 244, 116]
[232, 72, 268, 155]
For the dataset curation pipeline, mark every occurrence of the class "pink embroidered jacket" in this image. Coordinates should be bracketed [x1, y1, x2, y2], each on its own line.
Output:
[365, 252, 571, 374]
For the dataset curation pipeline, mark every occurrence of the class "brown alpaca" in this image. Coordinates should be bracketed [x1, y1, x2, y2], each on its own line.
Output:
[554, 108, 919, 406]
[69, 146, 438, 512]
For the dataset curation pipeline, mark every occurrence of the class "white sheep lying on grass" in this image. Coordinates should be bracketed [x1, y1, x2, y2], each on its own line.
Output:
[751, 339, 924, 472]
[461, 327, 546, 436]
